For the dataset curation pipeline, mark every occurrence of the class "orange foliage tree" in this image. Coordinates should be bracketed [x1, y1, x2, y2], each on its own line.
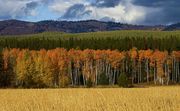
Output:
[1, 48, 180, 87]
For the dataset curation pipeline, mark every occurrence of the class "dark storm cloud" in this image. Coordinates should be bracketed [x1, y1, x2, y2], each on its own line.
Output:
[143, 7, 180, 25]
[89, 0, 121, 7]
[24, 1, 39, 14]
[61, 4, 92, 20]
[132, 0, 180, 7]
[26, 1, 38, 8]
[132, 0, 180, 25]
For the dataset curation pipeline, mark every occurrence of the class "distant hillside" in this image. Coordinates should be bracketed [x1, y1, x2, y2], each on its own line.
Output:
[164, 23, 180, 31]
[0, 20, 165, 35]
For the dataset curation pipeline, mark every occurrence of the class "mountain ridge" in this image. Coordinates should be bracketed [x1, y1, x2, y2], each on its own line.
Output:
[164, 23, 180, 31]
[0, 19, 170, 35]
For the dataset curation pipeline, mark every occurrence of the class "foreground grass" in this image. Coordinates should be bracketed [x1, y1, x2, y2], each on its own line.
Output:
[0, 87, 179, 111]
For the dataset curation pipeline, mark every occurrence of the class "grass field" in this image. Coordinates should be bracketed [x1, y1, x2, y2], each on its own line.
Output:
[2, 31, 180, 40]
[0, 87, 179, 111]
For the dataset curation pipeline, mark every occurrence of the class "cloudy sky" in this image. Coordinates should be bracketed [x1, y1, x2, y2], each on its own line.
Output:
[0, 0, 180, 25]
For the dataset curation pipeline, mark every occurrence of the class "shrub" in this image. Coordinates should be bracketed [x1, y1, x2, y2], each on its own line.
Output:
[118, 73, 128, 88]
[60, 76, 70, 88]
[98, 73, 109, 85]
[86, 78, 93, 88]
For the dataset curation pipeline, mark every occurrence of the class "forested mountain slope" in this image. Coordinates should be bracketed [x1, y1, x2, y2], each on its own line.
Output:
[0, 20, 165, 35]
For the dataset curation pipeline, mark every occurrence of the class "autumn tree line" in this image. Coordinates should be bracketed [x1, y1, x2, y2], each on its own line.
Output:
[0, 48, 179, 88]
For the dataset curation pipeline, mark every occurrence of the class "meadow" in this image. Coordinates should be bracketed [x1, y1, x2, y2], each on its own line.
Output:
[0, 87, 179, 111]
[0, 31, 180, 111]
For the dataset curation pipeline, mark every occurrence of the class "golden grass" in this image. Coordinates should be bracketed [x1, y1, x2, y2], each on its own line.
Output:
[0, 87, 179, 111]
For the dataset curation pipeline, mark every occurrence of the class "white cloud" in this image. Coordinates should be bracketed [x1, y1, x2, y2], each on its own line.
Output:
[29, 9, 38, 16]
[0, 0, 162, 24]
[0, 0, 25, 19]
[93, 1, 146, 24]
[49, 0, 85, 13]
[49, 0, 160, 24]
[0, 0, 43, 19]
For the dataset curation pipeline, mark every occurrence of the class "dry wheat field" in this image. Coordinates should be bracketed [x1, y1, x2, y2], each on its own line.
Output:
[0, 87, 179, 111]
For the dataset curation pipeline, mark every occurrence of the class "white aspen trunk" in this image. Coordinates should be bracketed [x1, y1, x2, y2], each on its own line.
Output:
[69, 61, 73, 86]
[95, 61, 98, 85]
[108, 64, 111, 84]
[82, 63, 86, 86]
[137, 63, 140, 84]
[154, 65, 156, 84]
[173, 59, 176, 82]
[105, 63, 108, 76]
[132, 60, 134, 84]
[173, 59, 176, 83]
[154, 67, 156, 84]
[178, 62, 180, 83]
[172, 58, 174, 82]
[100, 61, 102, 72]
[165, 63, 167, 84]
[122, 59, 125, 73]
[76, 68, 79, 85]
[162, 78, 164, 85]
[103, 61, 105, 72]
[164, 62, 169, 85]
[176, 62, 178, 82]
[111, 68, 113, 85]
[113, 69, 116, 85]
[167, 65, 170, 85]
[140, 61, 142, 83]
[90, 61, 93, 76]
[106, 63, 109, 74]
[126, 60, 128, 73]
[135, 66, 137, 83]
[146, 59, 149, 83]
[77, 68, 80, 85]
[74, 68, 76, 85]
[83, 74, 86, 86]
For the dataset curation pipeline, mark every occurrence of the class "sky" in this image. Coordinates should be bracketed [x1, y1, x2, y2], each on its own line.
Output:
[0, 0, 180, 25]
